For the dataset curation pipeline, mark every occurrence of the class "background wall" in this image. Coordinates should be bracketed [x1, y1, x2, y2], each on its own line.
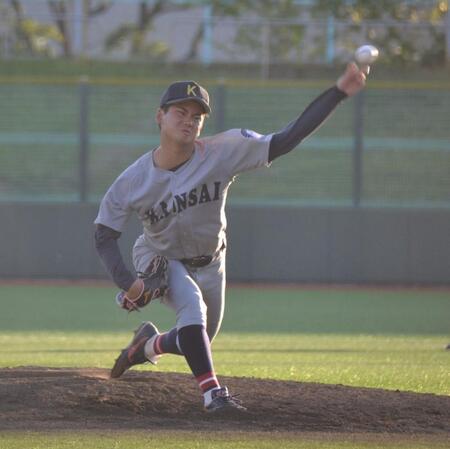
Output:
[1, 203, 448, 284]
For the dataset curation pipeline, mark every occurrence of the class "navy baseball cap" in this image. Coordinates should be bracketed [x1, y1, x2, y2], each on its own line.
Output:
[160, 80, 211, 114]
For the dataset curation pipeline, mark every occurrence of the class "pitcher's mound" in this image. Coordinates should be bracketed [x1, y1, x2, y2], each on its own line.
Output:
[0, 367, 449, 433]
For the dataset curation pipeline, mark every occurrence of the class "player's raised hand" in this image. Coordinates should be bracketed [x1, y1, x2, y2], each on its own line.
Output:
[336, 62, 368, 97]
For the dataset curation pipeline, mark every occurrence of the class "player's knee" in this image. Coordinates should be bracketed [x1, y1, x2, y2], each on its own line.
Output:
[176, 300, 207, 328]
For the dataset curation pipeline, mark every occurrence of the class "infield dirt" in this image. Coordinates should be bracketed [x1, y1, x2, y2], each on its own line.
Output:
[0, 367, 449, 435]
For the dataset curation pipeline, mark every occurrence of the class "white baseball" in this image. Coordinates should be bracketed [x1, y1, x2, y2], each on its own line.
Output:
[354, 45, 379, 65]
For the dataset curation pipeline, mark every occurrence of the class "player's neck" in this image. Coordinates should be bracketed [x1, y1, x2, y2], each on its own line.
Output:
[154, 142, 195, 171]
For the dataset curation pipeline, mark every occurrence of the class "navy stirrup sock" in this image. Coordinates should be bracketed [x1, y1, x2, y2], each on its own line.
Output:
[178, 324, 220, 393]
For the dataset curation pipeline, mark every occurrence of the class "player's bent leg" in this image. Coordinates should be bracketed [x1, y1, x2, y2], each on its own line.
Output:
[122, 256, 243, 411]
[163, 261, 242, 411]
[195, 255, 226, 342]
[110, 321, 159, 378]
[165, 260, 208, 328]
[177, 324, 244, 412]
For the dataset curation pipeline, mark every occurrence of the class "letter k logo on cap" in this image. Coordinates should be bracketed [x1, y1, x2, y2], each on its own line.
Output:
[187, 84, 198, 96]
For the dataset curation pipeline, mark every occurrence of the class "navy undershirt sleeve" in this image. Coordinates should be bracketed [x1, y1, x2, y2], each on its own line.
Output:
[268, 86, 347, 162]
[94, 224, 135, 291]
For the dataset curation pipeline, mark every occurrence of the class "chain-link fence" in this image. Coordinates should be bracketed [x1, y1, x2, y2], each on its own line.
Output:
[1, 1, 448, 69]
[1, 77, 449, 208]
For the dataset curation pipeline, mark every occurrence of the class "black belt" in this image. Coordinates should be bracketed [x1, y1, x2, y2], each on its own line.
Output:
[180, 244, 225, 268]
[180, 255, 214, 268]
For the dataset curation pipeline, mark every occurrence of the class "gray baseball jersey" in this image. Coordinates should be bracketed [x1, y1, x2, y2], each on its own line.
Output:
[95, 128, 272, 260]
[94, 84, 347, 344]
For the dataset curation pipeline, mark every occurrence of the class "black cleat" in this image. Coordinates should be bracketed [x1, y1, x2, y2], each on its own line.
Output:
[205, 387, 247, 413]
[110, 321, 159, 379]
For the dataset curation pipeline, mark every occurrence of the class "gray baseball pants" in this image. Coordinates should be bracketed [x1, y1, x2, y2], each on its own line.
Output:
[133, 239, 226, 342]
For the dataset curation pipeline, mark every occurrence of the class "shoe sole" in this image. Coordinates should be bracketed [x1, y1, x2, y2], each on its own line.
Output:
[205, 405, 247, 415]
[110, 349, 131, 379]
[205, 402, 247, 414]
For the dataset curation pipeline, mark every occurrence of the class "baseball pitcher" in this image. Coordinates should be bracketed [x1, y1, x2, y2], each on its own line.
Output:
[94, 63, 368, 413]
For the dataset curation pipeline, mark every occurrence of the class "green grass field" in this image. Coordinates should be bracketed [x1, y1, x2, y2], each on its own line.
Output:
[1, 282, 449, 448]
[1, 431, 449, 449]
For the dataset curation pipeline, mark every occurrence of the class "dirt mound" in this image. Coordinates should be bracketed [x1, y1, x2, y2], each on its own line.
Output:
[0, 367, 449, 434]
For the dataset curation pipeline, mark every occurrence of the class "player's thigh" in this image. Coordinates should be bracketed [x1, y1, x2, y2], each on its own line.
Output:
[133, 239, 206, 328]
[197, 254, 226, 341]
[164, 260, 207, 329]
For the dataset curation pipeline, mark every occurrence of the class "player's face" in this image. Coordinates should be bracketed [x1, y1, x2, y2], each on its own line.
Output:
[157, 101, 205, 146]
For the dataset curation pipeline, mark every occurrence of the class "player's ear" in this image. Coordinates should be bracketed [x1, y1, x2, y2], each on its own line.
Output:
[155, 108, 165, 129]
[198, 116, 205, 133]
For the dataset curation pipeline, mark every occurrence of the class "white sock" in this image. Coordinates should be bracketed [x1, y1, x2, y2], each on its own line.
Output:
[203, 386, 222, 407]
[144, 334, 161, 365]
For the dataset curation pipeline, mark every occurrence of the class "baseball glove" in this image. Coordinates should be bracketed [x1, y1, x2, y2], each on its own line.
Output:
[116, 255, 169, 312]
